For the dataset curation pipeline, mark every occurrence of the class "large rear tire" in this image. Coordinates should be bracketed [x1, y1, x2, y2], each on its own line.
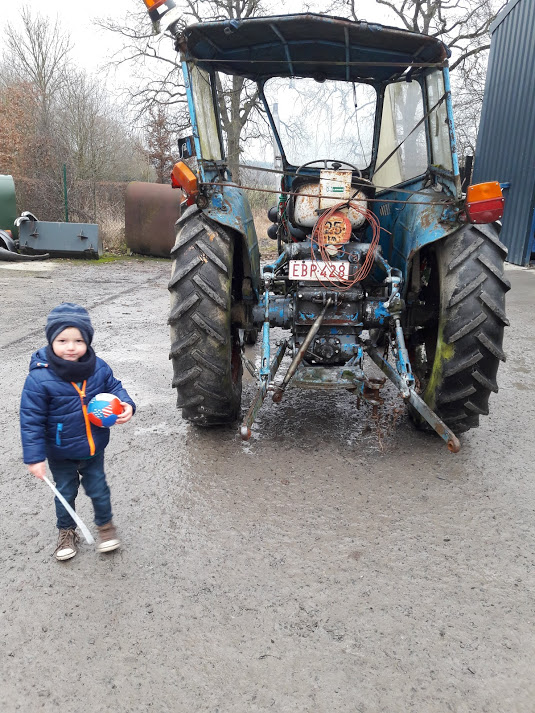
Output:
[410, 223, 510, 433]
[168, 207, 242, 425]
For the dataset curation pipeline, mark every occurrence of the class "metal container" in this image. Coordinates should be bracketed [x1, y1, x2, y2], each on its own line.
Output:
[0, 175, 18, 239]
[18, 219, 101, 258]
[125, 182, 182, 258]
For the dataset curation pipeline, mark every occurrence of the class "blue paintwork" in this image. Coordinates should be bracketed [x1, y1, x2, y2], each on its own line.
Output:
[373, 177, 459, 280]
[263, 251, 287, 273]
[374, 301, 390, 324]
[181, 14, 449, 84]
[393, 320, 415, 387]
[241, 340, 288, 437]
[367, 346, 460, 451]
[204, 183, 261, 292]
[260, 287, 271, 379]
[443, 67, 460, 182]
[176, 14, 470, 448]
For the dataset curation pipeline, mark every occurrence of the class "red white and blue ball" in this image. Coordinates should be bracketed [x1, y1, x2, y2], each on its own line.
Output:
[87, 393, 122, 427]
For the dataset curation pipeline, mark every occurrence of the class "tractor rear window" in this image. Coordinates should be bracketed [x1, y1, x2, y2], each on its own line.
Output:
[263, 77, 376, 169]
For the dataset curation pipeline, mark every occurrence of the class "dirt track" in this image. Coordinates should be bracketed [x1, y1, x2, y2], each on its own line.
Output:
[1, 257, 534, 712]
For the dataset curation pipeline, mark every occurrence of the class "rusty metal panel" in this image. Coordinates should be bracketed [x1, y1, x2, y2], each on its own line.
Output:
[293, 180, 367, 228]
[472, 0, 535, 265]
[125, 182, 182, 258]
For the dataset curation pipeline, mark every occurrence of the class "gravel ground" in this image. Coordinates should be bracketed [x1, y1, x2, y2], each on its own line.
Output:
[0, 257, 534, 713]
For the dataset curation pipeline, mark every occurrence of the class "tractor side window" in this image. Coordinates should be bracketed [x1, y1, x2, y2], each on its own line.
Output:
[426, 70, 453, 173]
[189, 65, 223, 161]
[263, 78, 376, 169]
[374, 81, 427, 189]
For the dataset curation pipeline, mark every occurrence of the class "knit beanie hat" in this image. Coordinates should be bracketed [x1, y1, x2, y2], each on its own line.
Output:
[45, 303, 94, 346]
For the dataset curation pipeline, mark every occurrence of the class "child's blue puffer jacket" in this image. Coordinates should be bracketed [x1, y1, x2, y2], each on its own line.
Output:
[20, 347, 136, 464]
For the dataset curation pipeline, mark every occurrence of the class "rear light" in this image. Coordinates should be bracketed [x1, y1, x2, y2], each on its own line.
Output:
[171, 161, 199, 202]
[465, 182, 505, 224]
[142, 0, 168, 9]
[142, 0, 180, 34]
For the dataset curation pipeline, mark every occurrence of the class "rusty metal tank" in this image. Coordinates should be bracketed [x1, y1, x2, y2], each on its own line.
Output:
[125, 182, 182, 258]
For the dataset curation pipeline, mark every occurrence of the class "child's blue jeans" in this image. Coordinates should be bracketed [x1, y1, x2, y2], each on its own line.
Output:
[47, 451, 113, 529]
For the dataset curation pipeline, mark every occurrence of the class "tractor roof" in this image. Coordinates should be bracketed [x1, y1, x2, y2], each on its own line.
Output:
[178, 13, 450, 83]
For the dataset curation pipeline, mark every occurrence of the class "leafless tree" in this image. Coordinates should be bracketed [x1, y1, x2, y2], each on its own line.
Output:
[99, 0, 269, 181]
[5, 6, 73, 124]
[58, 70, 147, 174]
[342, 0, 503, 70]
[337, 0, 506, 160]
[2, 8, 149, 224]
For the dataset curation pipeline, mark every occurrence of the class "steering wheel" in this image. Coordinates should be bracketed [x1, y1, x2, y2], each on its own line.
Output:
[295, 159, 362, 177]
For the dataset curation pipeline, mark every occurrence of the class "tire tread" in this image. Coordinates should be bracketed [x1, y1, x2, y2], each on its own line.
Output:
[417, 222, 508, 434]
[168, 210, 242, 425]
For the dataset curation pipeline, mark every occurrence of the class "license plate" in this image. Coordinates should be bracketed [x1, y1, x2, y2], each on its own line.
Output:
[289, 260, 350, 282]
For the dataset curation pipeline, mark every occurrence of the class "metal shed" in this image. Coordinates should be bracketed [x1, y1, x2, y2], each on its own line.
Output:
[472, 0, 535, 265]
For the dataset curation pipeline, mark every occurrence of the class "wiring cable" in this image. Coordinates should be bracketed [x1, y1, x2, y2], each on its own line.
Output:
[308, 201, 383, 292]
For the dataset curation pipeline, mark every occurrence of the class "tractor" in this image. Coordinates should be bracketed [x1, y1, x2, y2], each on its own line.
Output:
[142, 3, 509, 452]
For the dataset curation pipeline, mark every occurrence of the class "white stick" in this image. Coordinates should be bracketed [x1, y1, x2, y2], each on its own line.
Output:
[42, 475, 95, 544]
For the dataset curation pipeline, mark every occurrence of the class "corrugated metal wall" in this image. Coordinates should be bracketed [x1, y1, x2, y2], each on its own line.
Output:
[472, 0, 535, 265]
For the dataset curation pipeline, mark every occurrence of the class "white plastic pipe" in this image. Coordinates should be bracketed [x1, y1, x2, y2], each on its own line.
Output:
[43, 475, 95, 544]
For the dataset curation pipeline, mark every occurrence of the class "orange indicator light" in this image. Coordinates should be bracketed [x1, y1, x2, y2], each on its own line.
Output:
[171, 161, 198, 198]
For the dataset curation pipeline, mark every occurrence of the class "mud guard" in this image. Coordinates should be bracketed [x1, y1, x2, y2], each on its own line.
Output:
[201, 183, 261, 297]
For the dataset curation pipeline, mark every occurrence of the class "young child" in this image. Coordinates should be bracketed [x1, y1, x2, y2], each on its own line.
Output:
[20, 303, 136, 561]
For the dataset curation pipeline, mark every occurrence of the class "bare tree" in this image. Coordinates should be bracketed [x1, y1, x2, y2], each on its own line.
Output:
[2, 8, 150, 224]
[53, 67, 152, 220]
[2, 5, 74, 197]
[342, 0, 503, 70]
[99, 0, 268, 181]
[337, 0, 506, 160]
[5, 6, 73, 123]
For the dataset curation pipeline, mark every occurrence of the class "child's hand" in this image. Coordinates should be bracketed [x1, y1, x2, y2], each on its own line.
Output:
[28, 462, 46, 480]
[115, 402, 133, 425]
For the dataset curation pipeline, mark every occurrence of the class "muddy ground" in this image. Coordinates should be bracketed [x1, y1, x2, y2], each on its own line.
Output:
[0, 257, 534, 713]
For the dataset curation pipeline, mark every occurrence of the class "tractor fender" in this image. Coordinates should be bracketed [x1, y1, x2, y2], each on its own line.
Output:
[200, 183, 261, 297]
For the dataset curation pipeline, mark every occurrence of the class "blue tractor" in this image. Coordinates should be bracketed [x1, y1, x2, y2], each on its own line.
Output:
[143, 4, 509, 452]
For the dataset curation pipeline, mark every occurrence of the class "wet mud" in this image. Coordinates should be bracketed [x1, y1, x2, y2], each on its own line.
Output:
[1, 258, 534, 712]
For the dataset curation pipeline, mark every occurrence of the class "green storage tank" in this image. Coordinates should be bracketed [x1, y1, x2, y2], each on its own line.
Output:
[0, 175, 18, 239]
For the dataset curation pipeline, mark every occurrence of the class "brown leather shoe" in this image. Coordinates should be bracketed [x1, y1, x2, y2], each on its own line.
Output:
[96, 521, 121, 553]
[55, 528, 79, 561]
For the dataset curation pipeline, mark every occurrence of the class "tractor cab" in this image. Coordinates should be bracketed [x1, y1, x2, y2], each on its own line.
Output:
[173, 13, 462, 274]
